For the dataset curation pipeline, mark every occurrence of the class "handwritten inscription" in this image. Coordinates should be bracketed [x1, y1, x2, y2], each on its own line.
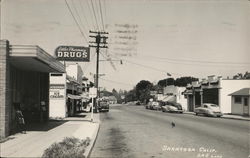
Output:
[162, 146, 223, 158]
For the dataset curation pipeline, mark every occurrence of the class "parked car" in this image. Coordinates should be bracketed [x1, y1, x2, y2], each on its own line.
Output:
[98, 101, 109, 112]
[135, 101, 142, 105]
[194, 103, 223, 117]
[161, 101, 184, 113]
[151, 101, 161, 110]
[145, 101, 152, 109]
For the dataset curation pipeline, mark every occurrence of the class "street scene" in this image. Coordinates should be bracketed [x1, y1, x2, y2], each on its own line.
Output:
[91, 104, 249, 158]
[0, 0, 250, 158]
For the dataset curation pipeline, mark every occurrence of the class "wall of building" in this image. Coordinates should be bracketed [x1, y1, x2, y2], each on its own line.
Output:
[220, 79, 250, 113]
[231, 96, 250, 115]
[231, 97, 244, 115]
[0, 40, 11, 138]
[177, 87, 187, 111]
[49, 73, 67, 118]
[66, 64, 83, 84]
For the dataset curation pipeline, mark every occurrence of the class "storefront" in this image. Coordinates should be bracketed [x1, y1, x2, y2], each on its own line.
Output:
[49, 64, 83, 118]
[0, 40, 65, 138]
[184, 75, 250, 113]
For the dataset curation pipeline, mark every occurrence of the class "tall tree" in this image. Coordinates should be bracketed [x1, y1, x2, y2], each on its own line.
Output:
[135, 80, 153, 103]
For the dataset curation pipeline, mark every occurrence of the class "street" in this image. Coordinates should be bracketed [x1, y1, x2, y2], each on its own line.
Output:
[91, 104, 250, 158]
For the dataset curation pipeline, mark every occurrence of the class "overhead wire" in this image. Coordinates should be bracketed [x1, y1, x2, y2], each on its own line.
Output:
[103, 0, 107, 29]
[98, 0, 105, 31]
[70, 0, 88, 35]
[78, 0, 91, 30]
[140, 54, 250, 66]
[86, 0, 97, 30]
[64, 0, 88, 43]
[99, 77, 134, 86]
[90, 0, 100, 31]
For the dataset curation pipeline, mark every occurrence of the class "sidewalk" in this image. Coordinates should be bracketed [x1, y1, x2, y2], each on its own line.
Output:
[0, 112, 100, 158]
[184, 111, 250, 121]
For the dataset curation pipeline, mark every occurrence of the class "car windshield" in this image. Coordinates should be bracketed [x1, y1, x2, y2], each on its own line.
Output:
[210, 104, 218, 107]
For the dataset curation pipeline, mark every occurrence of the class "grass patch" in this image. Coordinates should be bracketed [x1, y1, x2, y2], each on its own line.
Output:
[42, 137, 90, 158]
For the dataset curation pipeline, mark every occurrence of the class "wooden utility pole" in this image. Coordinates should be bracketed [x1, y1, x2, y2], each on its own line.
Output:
[89, 31, 108, 112]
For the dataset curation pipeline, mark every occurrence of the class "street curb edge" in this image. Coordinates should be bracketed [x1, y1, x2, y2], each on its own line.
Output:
[83, 116, 101, 158]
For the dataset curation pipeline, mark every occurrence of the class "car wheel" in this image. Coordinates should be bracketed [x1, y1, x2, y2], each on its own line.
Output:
[195, 113, 198, 115]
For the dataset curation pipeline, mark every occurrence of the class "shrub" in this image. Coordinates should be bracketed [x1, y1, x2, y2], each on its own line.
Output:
[42, 137, 91, 158]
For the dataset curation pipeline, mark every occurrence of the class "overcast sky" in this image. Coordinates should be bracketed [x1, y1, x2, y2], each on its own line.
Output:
[1, 0, 250, 91]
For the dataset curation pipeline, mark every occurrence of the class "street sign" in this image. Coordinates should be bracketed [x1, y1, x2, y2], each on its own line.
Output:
[55, 46, 90, 61]
[89, 88, 97, 98]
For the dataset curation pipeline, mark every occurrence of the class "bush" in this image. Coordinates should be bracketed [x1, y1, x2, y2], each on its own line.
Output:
[42, 137, 91, 158]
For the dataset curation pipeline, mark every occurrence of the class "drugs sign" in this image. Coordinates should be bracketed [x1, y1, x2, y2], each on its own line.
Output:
[55, 46, 90, 61]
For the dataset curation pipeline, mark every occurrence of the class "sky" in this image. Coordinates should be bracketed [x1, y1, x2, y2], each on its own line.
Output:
[1, 0, 250, 91]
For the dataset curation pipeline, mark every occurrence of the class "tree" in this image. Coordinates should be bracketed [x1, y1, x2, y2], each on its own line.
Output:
[175, 77, 199, 87]
[157, 78, 175, 87]
[135, 80, 153, 103]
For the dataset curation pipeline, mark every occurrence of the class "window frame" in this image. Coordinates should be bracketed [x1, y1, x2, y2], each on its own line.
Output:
[234, 96, 242, 104]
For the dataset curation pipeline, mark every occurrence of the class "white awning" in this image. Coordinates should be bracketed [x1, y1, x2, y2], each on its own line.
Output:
[67, 94, 82, 100]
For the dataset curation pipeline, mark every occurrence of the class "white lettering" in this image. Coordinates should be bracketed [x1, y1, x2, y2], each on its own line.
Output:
[64, 52, 69, 57]
[76, 52, 82, 57]
[70, 52, 75, 57]
[57, 52, 63, 57]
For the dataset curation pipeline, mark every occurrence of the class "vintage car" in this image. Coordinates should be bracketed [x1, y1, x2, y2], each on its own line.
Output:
[194, 103, 223, 117]
[151, 101, 161, 110]
[161, 101, 184, 113]
[98, 101, 109, 112]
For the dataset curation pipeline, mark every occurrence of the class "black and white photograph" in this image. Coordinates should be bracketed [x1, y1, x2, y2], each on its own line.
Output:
[0, 0, 249, 158]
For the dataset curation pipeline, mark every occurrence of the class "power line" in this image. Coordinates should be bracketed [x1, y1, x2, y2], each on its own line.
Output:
[108, 53, 182, 76]
[78, 0, 91, 30]
[86, 0, 97, 30]
[90, 0, 100, 31]
[70, 0, 88, 35]
[128, 55, 250, 68]
[141, 54, 250, 65]
[99, 77, 134, 86]
[98, 0, 105, 31]
[103, 0, 107, 29]
[64, 0, 88, 43]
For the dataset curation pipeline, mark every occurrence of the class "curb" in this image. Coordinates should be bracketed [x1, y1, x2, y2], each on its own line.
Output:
[184, 112, 250, 121]
[83, 115, 101, 158]
[220, 116, 250, 121]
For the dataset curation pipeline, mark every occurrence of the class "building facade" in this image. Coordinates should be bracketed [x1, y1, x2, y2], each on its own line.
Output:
[49, 64, 83, 118]
[229, 88, 250, 116]
[0, 40, 65, 138]
[184, 75, 250, 113]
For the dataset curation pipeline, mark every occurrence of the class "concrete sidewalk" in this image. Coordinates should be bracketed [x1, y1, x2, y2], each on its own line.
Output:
[184, 111, 250, 121]
[0, 112, 100, 158]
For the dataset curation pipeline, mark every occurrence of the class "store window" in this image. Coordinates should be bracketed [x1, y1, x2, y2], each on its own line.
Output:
[234, 96, 242, 104]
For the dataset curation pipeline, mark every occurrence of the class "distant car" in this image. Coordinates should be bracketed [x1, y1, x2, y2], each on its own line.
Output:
[151, 101, 161, 110]
[98, 101, 109, 112]
[145, 101, 152, 109]
[135, 101, 141, 105]
[162, 101, 184, 113]
[194, 103, 223, 117]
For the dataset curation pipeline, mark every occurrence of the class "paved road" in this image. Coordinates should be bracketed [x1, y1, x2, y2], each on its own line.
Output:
[91, 104, 250, 158]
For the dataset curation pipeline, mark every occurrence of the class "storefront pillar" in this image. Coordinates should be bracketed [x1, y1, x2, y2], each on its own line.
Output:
[0, 40, 11, 138]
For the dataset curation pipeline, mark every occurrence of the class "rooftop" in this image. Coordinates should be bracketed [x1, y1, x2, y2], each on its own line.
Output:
[229, 88, 250, 96]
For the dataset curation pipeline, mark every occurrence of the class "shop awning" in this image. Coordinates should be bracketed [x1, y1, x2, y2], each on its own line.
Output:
[67, 94, 83, 100]
[9, 45, 65, 73]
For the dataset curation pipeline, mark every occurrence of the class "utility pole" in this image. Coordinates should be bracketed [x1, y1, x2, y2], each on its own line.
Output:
[89, 31, 108, 112]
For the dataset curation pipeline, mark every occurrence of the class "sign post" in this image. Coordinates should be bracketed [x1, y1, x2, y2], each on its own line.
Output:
[89, 88, 97, 122]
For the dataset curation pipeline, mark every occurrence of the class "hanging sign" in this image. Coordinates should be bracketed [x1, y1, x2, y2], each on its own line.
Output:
[55, 46, 90, 61]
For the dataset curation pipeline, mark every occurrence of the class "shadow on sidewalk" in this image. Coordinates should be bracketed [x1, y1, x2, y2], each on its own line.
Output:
[25, 120, 68, 132]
